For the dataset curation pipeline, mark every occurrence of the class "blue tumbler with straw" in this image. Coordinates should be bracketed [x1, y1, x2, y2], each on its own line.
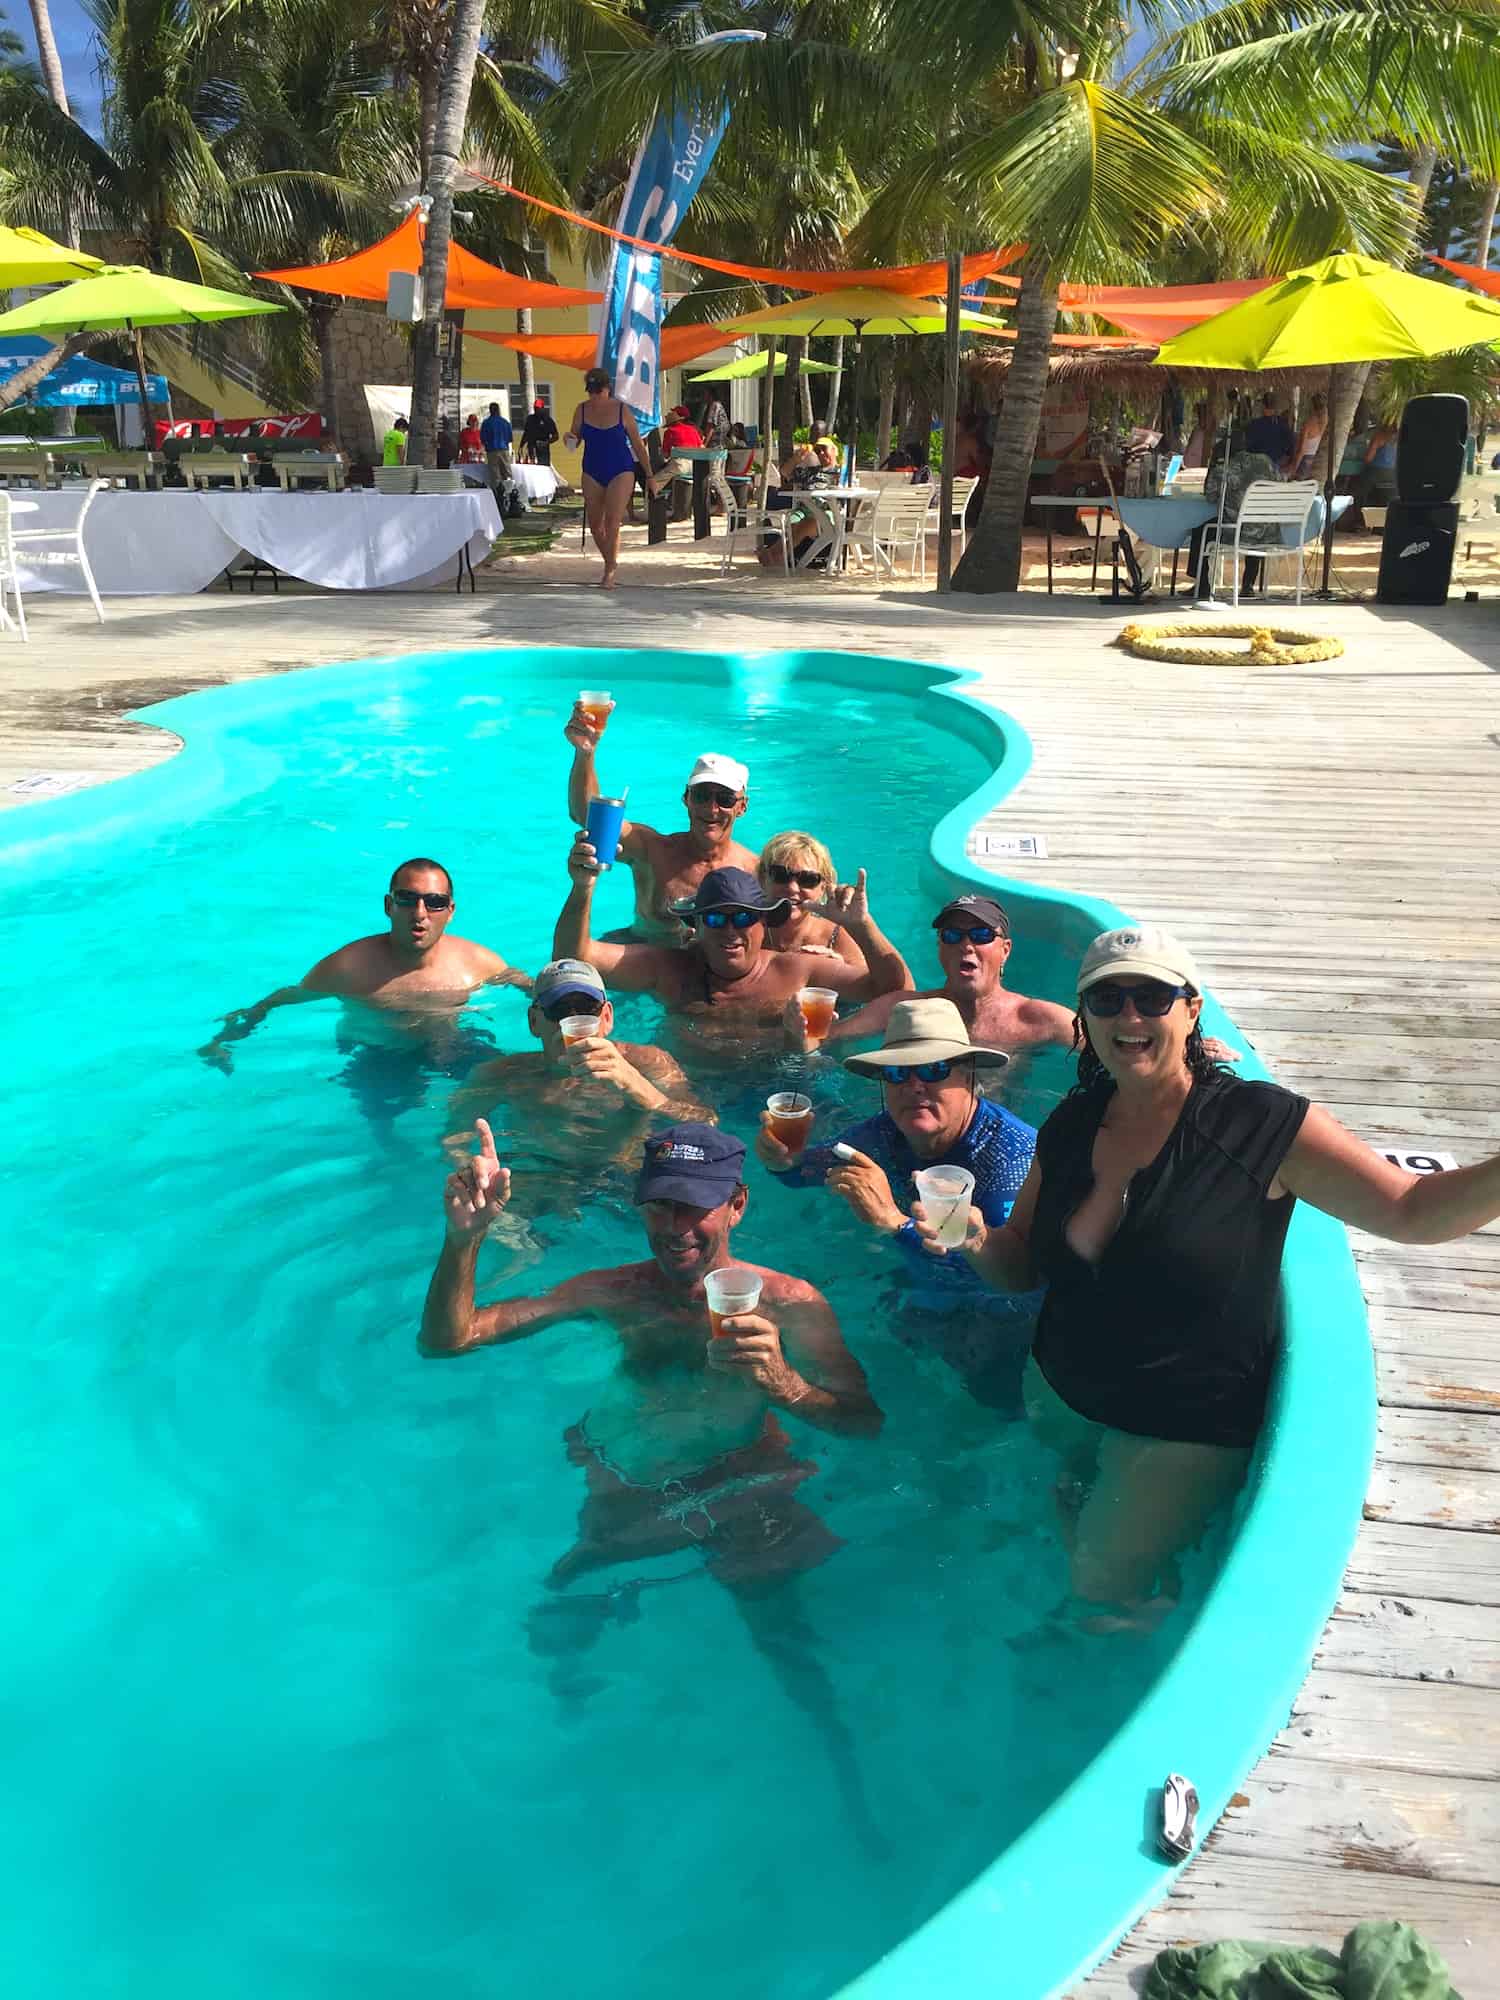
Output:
[587, 795, 627, 869]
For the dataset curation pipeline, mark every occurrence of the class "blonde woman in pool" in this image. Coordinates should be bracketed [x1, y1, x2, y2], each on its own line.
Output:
[758, 832, 868, 971]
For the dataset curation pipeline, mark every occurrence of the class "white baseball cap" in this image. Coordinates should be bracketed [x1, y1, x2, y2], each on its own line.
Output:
[685, 753, 749, 795]
[1077, 925, 1201, 995]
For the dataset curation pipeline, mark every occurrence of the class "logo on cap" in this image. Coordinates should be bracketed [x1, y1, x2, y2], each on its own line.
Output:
[645, 1138, 707, 1163]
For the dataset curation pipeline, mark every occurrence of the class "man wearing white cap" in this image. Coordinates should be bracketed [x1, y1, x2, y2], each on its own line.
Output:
[565, 701, 758, 943]
[445, 957, 706, 1159]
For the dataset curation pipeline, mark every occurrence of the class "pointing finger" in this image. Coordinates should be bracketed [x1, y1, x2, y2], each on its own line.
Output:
[475, 1117, 498, 1162]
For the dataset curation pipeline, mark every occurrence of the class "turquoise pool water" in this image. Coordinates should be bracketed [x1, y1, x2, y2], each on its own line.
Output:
[3, 647, 1261, 1999]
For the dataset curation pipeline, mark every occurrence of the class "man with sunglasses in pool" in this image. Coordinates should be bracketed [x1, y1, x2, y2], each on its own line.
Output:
[562, 716, 759, 943]
[554, 841, 911, 1032]
[757, 997, 1042, 1410]
[199, 858, 531, 1077]
[812, 893, 1239, 1069]
[444, 958, 707, 1161]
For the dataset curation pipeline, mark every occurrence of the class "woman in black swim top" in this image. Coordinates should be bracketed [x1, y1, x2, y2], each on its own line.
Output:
[917, 922, 1500, 1623]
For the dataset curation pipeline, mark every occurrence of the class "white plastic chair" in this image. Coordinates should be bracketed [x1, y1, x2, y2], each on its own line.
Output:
[10, 478, 104, 622]
[718, 508, 791, 575]
[1201, 480, 1321, 605]
[0, 491, 28, 640]
[842, 485, 936, 578]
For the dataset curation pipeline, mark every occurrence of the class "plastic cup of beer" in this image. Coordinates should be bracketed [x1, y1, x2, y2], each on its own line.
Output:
[559, 1014, 600, 1050]
[765, 1091, 814, 1152]
[798, 986, 838, 1044]
[703, 1264, 763, 1338]
[578, 689, 614, 735]
[914, 1165, 976, 1250]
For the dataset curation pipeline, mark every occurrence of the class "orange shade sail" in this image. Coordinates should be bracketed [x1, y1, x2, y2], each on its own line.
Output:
[1428, 253, 1500, 300]
[467, 322, 735, 372]
[981, 275, 1278, 341]
[471, 176, 1019, 296]
[257, 212, 601, 310]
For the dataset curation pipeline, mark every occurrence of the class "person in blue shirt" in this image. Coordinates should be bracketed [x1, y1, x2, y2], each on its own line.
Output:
[756, 996, 1042, 1410]
[480, 400, 514, 484]
[1243, 392, 1293, 467]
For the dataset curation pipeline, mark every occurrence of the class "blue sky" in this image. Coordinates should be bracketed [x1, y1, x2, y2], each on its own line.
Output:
[10, 0, 102, 125]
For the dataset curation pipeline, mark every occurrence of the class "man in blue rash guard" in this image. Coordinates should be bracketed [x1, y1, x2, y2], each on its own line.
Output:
[755, 998, 1043, 1410]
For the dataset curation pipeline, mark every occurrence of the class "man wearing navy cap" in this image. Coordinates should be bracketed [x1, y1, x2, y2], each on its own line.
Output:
[422, 1119, 880, 1575]
[445, 957, 704, 1152]
[554, 837, 911, 1033]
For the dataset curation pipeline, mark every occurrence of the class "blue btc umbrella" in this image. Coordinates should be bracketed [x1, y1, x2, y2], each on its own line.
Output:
[0, 335, 169, 406]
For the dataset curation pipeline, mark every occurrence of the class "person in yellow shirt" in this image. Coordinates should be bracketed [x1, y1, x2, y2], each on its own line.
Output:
[381, 415, 409, 466]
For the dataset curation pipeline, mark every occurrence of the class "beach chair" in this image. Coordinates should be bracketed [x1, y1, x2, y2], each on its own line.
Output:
[10, 478, 105, 622]
[1200, 480, 1322, 606]
[0, 490, 28, 640]
[842, 485, 936, 579]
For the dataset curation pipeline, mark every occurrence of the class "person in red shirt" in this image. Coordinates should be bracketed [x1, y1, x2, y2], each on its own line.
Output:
[457, 413, 484, 463]
[660, 404, 705, 519]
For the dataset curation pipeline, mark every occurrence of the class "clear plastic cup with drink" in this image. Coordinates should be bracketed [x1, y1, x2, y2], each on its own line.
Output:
[578, 689, 614, 735]
[703, 1265, 764, 1338]
[765, 1091, 814, 1151]
[586, 794, 627, 869]
[558, 1014, 600, 1049]
[798, 986, 838, 1045]
[914, 1165, 976, 1249]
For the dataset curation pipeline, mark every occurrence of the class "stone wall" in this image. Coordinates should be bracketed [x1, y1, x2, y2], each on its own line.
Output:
[329, 304, 412, 461]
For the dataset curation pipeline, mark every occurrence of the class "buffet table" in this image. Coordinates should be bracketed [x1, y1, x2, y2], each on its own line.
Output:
[12, 488, 503, 595]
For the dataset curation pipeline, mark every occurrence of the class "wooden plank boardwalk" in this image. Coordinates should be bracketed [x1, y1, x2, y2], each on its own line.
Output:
[1, 572, 1497, 1995]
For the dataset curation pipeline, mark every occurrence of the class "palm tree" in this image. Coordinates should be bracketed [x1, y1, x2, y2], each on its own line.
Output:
[24, 0, 67, 110]
[410, 0, 488, 459]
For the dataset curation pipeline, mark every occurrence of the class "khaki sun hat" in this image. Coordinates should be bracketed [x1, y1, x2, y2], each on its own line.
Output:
[843, 996, 1010, 1075]
[1077, 925, 1201, 995]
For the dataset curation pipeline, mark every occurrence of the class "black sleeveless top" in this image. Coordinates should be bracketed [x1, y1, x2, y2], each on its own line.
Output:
[1029, 1073, 1310, 1448]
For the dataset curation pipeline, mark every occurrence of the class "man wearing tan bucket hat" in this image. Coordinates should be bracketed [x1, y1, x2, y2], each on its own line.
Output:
[758, 998, 1042, 1410]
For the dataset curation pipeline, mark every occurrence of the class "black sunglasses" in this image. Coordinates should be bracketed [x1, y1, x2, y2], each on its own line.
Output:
[879, 1060, 955, 1084]
[391, 889, 451, 911]
[687, 785, 741, 809]
[938, 925, 1000, 946]
[541, 996, 603, 1025]
[1081, 980, 1191, 1018]
[768, 866, 824, 891]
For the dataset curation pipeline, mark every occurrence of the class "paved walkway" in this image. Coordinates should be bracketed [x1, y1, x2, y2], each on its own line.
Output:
[2, 576, 1496, 1995]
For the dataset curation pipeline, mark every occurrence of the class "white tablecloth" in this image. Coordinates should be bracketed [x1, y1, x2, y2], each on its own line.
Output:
[13, 488, 503, 595]
[456, 461, 558, 502]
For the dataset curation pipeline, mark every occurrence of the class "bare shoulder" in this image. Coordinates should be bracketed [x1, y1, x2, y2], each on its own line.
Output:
[304, 933, 385, 992]
[555, 1262, 651, 1313]
[753, 1267, 828, 1311]
[1011, 992, 1077, 1043]
[452, 936, 513, 976]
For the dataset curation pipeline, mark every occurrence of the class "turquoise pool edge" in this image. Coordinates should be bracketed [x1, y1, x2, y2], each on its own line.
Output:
[829, 658, 1377, 1998]
[4, 643, 1377, 1999]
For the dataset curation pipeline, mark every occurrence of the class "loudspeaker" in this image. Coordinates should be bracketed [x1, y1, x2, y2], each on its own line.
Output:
[1377, 500, 1459, 605]
[1396, 393, 1468, 503]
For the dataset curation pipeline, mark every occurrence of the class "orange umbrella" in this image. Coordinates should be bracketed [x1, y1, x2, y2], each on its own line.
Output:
[468, 323, 734, 372]
[1428, 253, 1500, 300]
[257, 212, 600, 310]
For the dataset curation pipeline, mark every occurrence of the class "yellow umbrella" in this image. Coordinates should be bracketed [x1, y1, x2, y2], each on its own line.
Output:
[721, 289, 1007, 470]
[1155, 254, 1500, 592]
[0, 226, 105, 288]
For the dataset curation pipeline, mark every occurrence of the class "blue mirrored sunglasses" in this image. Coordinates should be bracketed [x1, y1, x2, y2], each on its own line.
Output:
[938, 924, 999, 946]
[878, 1060, 954, 1084]
[692, 907, 761, 931]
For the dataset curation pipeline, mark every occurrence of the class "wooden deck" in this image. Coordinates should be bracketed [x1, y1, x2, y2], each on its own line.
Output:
[2, 568, 1497, 1995]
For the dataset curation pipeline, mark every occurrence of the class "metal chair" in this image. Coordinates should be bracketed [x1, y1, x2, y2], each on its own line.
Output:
[0, 490, 27, 640]
[10, 477, 105, 622]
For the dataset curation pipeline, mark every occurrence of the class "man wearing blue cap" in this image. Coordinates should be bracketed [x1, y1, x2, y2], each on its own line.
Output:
[445, 958, 704, 1150]
[553, 836, 911, 1031]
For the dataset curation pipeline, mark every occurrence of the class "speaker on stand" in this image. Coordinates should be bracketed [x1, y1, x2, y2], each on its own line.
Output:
[1378, 394, 1468, 604]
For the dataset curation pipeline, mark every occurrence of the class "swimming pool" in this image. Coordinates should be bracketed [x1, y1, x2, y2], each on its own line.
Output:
[0, 644, 1374, 1998]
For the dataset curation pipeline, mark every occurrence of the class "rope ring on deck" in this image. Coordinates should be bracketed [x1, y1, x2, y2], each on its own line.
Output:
[1116, 620, 1345, 666]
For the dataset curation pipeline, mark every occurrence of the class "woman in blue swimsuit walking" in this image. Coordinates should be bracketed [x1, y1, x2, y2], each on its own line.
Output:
[565, 369, 662, 588]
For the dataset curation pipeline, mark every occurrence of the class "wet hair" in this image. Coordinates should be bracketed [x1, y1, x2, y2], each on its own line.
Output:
[584, 368, 610, 394]
[390, 856, 453, 897]
[1067, 998, 1222, 1099]
[759, 830, 835, 892]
